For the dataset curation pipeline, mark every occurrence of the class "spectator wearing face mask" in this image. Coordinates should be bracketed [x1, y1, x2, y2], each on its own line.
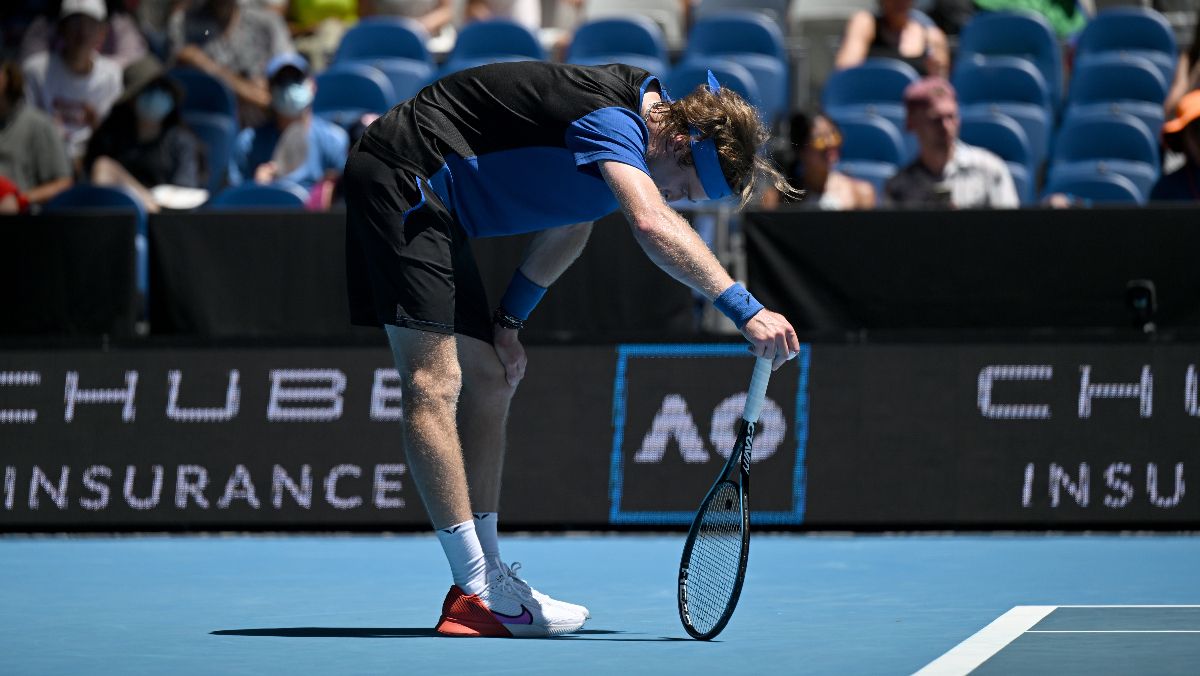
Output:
[21, 0, 124, 163]
[84, 55, 206, 212]
[228, 52, 348, 194]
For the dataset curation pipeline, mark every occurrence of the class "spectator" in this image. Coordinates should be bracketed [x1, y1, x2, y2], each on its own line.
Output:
[885, 77, 1019, 208]
[0, 60, 73, 209]
[762, 111, 876, 210]
[1165, 16, 1199, 117]
[973, 0, 1087, 39]
[84, 55, 205, 213]
[835, 0, 950, 78]
[465, 0, 540, 31]
[20, 0, 149, 69]
[21, 0, 123, 163]
[365, 0, 455, 37]
[168, 0, 294, 124]
[288, 0, 358, 72]
[1150, 90, 1200, 202]
[228, 52, 348, 197]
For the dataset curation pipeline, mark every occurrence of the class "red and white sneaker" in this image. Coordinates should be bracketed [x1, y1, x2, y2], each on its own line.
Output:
[435, 572, 587, 638]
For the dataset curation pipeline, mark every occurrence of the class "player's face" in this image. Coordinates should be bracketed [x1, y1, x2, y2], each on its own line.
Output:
[647, 132, 708, 203]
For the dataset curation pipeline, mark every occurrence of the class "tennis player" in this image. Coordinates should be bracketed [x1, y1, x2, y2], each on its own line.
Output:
[344, 61, 801, 637]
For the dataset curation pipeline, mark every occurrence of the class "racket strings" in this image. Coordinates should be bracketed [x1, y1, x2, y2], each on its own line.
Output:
[682, 482, 745, 634]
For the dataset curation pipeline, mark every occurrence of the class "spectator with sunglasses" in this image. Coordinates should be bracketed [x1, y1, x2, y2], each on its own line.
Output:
[762, 111, 876, 210]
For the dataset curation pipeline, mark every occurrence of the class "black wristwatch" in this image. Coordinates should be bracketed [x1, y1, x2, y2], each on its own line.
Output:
[492, 308, 525, 331]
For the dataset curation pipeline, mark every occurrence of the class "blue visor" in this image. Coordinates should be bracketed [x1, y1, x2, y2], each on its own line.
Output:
[688, 70, 733, 201]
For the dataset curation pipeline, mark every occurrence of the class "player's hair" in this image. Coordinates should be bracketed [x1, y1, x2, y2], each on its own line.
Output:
[651, 86, 802, 208]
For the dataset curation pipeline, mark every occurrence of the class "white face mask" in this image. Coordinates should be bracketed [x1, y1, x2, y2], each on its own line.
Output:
[135, 88, 174, 122]
[271, 82, 314, 117]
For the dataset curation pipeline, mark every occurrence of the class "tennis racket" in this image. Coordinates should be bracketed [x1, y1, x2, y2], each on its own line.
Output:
[678, 356, 772, 640]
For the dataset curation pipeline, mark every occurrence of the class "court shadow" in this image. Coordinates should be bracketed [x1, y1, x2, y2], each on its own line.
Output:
[211, 628, 688, 641]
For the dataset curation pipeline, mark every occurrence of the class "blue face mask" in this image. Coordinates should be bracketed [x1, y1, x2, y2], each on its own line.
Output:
[272, 82, 314, 117]
[135, 88, 174, 122]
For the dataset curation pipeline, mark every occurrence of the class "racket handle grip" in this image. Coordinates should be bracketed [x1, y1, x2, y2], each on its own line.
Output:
[742, 356, 772, 423]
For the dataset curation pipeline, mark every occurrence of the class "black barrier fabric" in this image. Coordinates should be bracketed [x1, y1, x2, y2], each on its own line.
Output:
[0, 213, 137, 337]
[3, 342, 1197, 531]
[149, 211, 692, 339]
[745, 207, 1200, 330]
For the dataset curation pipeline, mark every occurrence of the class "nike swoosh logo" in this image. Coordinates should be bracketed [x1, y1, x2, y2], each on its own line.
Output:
[491, 604, 533, 625]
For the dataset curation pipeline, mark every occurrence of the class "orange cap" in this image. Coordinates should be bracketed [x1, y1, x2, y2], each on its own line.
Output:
[1163, 90, 1200, 135]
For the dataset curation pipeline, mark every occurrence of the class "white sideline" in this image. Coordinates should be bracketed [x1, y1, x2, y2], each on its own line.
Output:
[913, 606, 1057, 676]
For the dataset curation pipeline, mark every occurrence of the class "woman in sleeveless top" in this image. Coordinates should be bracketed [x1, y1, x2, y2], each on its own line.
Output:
[835, 0, 949, 78]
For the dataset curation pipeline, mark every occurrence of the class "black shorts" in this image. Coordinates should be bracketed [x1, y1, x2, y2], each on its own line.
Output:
[344, 148, 493, 344]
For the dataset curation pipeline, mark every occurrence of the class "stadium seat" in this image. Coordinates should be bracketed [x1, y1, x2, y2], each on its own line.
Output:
[332, 17, 432, 65]
[1074, 7, 1178, 86]
[959, 109, 1035, 204]
[1049, 111, 1160, 202]
[207, 182, 310, 209]
[821, 59, 921, 136]
[584, 0, 686, 49]
[566, 17, 669, 76]
[956, 11, 1063, 105]
[439, 19, 544, 77]
[1064, 52, 1168, 137]
[952, 55, 1053, 166]
[181, 112, 237, 195]
[833, 112, 907, 167]
[836, 161, 896, 197]
[1042, 166, 1144, 205]
[695, 0, 790, 24]
[684, 11, 789, 126]
[169, 67, 237, 119]
[45, 184, 149, 302]
[665, 60, 761, 109]
[313, 63, 395, 128]
[371, 59, 435, 103]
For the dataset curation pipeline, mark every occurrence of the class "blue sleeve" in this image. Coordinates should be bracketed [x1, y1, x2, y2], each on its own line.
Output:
[563, 106, 651, 178]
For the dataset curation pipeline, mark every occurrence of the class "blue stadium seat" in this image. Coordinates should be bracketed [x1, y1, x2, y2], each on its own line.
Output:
[953, 55, 1053, 166]
[1074, 7, 1177, 86]
[959, 109, 1035, 204]
[1064, 52, 1168, 137]
[208, 182, 310, 209]
[371, 59, 435, 103]
[333, 17, 432, 65]
[821, 59, 920, 138]
[836, 161, 895, 197]
[566, 17, 668, 75]
[956, 11, 1063, 105]
[833, 112, 906, 167]
[665, 60, 761, 109]
[46, 184, 149, 301]
[169, 67, 237, 119]
[182, 112, 236, 195]
[313, 63, 395, 129]
[1049, 111, 1160, 202]
[1042, 166, 1144, 205]
[439, 19, 544, 77]
[684, 11, 789, 125]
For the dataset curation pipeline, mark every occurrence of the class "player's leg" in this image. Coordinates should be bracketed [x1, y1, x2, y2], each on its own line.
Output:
[455, 333, 513, 517]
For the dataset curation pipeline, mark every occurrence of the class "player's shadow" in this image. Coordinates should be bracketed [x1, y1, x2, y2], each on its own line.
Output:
[211, 628, 686, 641]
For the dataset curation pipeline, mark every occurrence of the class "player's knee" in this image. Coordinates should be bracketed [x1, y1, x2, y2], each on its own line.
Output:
[462, 352, 515, 399]
[403, 364, 462, 410]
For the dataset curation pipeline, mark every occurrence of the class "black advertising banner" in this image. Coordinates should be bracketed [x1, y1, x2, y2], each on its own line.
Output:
[2, 341, 1198, 531]
[805, 343, 1199, 526]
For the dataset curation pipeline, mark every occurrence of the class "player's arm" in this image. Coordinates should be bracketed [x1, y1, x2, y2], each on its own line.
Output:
[492, 222, 593, 386]
[599, 160, 800, 369]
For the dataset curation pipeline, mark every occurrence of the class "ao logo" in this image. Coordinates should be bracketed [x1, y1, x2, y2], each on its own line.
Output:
[633, 393, 786, 464]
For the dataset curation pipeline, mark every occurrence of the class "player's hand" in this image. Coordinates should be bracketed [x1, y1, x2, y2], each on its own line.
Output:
[492, 326, 526, 387]
[740, 309, 800, 371]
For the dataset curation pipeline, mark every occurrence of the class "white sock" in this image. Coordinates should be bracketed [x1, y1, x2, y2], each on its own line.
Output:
[473, 512, 502, 576]
[435, 520, 488, 596]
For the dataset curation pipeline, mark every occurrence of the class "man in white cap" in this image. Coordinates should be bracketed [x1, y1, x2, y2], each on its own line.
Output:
[21, 0, 124, 164]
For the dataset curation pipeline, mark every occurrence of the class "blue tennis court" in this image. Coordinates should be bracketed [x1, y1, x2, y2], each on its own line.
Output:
[3, 533, 1197, 674]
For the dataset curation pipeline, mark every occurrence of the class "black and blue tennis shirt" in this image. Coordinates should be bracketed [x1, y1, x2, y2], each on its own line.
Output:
[357, 61, 660, 238]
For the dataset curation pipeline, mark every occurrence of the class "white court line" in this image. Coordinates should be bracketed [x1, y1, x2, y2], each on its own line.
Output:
[913, 606, 1057, 676]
